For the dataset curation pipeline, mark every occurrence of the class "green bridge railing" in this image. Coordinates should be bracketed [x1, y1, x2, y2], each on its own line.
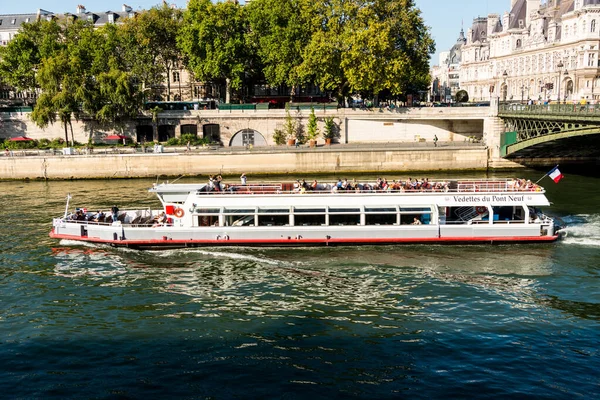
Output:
[499, 102, 600, 117]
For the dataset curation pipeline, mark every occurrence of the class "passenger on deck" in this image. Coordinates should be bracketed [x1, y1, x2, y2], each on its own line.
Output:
[240, 173, 247, 185]
[153, 212, 167, 226]
[92, 211, 105, 222]
[111, 205, 119, 222]
[311, 179, 318, 191]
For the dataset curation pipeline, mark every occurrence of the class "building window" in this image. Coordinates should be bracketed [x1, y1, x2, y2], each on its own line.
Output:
[516, 39, 522, 49]
[108, 14, 114, 23]
[25, 18, 29, 23]
[172, 71, 180, 83]
[592, 20, 596, 33]
[11, 19, 16, 25]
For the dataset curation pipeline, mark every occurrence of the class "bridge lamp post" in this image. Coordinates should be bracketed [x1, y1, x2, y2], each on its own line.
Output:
[557, 61, 564, 104]
[502, 70, 508, 102]
[520, 85, 529, 104]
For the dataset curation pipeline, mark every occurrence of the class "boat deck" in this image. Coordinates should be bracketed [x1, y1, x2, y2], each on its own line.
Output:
[181, 178, 543, 196]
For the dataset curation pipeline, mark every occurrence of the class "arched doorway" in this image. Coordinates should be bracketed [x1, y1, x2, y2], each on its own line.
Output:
[564, 79, 574, 101]
[229, 129, 267, 147]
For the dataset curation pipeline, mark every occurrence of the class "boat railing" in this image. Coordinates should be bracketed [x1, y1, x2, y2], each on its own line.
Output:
[195, 179, 543, 196]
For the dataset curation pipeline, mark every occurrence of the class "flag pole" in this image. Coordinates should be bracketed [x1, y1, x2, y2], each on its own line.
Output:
[536, 165, 558, 184]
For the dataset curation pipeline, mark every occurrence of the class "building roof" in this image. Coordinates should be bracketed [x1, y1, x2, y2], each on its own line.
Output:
[470, 17, 489, 43]
[508, 0, 527, 30]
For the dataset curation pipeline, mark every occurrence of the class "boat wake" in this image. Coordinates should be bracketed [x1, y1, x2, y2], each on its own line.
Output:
[560, 214, 600, 247]
[155, 248, 285, 266]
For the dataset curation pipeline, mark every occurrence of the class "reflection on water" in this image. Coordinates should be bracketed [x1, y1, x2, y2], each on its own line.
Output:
[2, 172, 600, 398]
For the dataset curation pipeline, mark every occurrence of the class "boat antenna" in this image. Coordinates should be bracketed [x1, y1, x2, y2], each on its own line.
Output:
[171, 175, 184, 184]
[63, 193, 72, 219]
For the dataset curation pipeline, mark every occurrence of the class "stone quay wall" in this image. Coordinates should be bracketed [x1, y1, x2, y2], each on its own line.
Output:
[0, 146, 491, 180]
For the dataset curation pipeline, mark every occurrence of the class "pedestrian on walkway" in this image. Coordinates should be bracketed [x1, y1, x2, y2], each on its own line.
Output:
[433, 135, 438, 147]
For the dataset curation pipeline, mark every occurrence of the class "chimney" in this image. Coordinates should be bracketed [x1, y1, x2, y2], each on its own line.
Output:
[122, 4, 132, 12]
[76, 4, 86, 14]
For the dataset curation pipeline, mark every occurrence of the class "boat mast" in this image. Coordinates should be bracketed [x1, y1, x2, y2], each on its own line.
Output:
[64, 193, 72, 219]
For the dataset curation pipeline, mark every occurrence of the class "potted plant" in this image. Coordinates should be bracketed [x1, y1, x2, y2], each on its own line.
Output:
[306, 106, 319, 147]
[283, 103, 297, 146]
[323, 117, 337, 145]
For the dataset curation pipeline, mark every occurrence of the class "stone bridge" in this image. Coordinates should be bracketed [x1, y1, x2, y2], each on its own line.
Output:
[1, 103, 513, 165]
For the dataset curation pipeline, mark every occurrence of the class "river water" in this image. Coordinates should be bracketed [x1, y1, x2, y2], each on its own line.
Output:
[1, 170, 599, 399]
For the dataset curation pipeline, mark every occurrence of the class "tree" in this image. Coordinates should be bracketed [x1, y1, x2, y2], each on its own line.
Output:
[179, 0, 249, 103]
[246, 0, 313, 98]
[456, 90, 469, 103]
[300, 0, 434, 104]
[121, 4, 182, 101]
[306, 106, 319, 141]
[0, 19, 62, 92]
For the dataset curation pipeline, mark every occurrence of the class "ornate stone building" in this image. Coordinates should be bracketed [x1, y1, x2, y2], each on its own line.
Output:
[459, 0, 600, 103]
[430, 30, 466, 102]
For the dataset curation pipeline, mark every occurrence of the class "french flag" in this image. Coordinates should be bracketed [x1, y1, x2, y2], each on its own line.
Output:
[548, 166, 564, 183]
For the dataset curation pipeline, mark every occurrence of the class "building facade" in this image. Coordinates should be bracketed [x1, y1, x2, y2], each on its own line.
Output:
[446, 0, 600, 103]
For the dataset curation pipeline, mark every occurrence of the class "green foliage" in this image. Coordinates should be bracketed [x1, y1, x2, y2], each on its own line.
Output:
[246, 0, 313, 90]
[121, 4, 182, 101]
[272, 128, 287, 145]
[323, 117, 337, 140]
[306, 107, 319, 140]
[283, 102, 297, 140]
[179, 0, 249, 103]
[456, 90, 469, 103]
[165, 134, 212, 146]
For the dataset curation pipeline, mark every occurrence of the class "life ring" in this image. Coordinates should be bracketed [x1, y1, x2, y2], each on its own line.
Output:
[475, 206, 487, 214]
[174, 208, 185, 218]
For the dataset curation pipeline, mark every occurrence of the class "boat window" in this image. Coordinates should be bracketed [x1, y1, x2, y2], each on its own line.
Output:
[329, 208, 361, 213]
[294, 214, 325, 226]
[399, 207, 431, 213]
[193, 208, 220, 214]
[198, 215, 219, 227]
[224, 208, 256, 214]
[228, 215, 255, 227]
[329, 214, 361, 225]
[365, 206, 398, 213]
[258, 215, 289, 226]
[258, 207, 290, 214]
[294, 207, 326, 214]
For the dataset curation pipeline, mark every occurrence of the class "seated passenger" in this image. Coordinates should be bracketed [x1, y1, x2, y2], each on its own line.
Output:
[92, 210, 105, 222]
[311, 179, 318, 191]
[411, 217, 422, 225]
[153, 212, 167, 226]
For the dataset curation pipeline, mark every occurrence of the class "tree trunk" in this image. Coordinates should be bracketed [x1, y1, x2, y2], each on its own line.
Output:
[225, 78, 231, 104]
[69, 120, 75, 146]
[63, 123, 69, 147]
[166, 65, 171, 102]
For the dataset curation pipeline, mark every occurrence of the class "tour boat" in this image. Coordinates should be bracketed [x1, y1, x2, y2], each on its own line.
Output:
[50, 178, 562, 250]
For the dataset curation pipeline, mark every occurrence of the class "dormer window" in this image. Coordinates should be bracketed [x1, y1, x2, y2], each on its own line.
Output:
[516, 39, 522, 48]
[518, 20, 524, 28]
[108, 13, 114, 23]
[11, 19, 16, 25]
[25, 18, 30, 23]
[87, 15, 93, 21]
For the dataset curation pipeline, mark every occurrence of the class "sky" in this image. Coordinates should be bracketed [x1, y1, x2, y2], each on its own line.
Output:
[1, 0, 510, 65]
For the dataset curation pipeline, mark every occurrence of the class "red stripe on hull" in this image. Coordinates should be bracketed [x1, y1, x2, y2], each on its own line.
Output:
[49, 231, 560, 248]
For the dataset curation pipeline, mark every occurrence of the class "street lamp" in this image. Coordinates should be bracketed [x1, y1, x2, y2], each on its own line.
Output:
[502, 70, 508, 101]
[557, 61, 564, 104]
[564, 69, 569, 102]
[520, 85, 529, 104]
